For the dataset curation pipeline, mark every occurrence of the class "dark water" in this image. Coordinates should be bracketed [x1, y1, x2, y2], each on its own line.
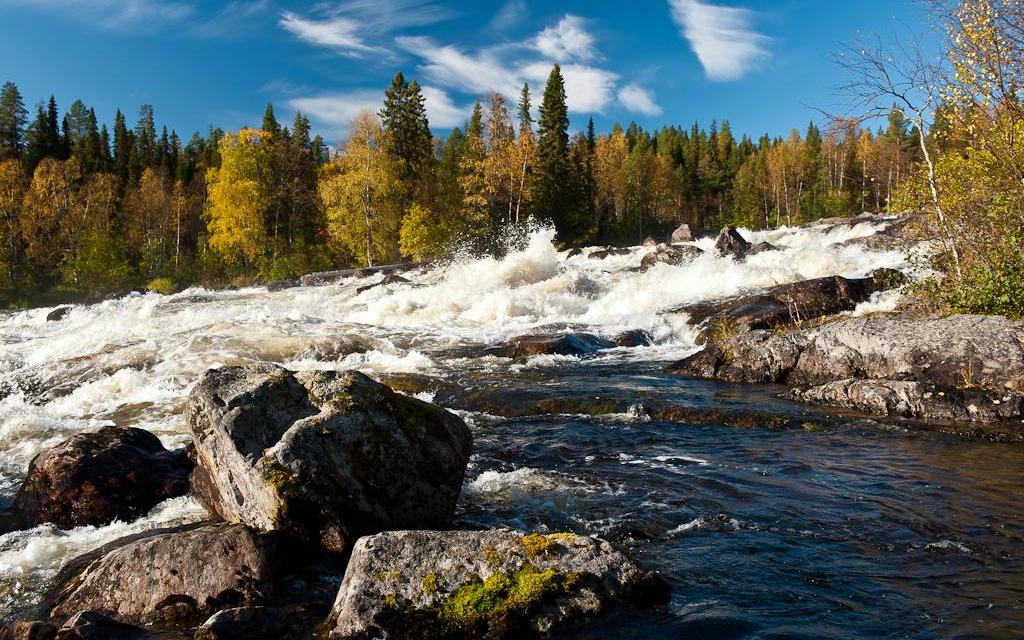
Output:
[448, 363, 1024, 640]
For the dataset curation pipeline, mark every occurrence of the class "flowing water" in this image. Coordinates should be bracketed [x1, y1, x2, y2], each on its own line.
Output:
[0, 220, 1021, 638]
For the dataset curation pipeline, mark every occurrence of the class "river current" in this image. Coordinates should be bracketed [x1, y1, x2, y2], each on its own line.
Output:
[0, 220, 1020, 638]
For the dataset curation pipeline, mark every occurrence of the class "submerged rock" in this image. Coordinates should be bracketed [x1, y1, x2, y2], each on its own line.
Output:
[670, 315, 1024, 424]
[587, 247, 632, 260]
[53, 611, 148, 639]
[194, 607, 290, 640]
[670, 223, 694, 243]
[13, 426, 192, 529]
[612, 329, 654, 348]
[327, 530, 670, 640]
[746, 241, 779, 256]
[487, 334, 616, 359]
[45, 307, 72, 322]
[668, 270, 905, 335]
[714, 226, 751, 259]
[0, 620, 58, 640]
[49, 524, 275, 628]
[187, 364, 472, 551]
[639, 245, 703, 271]
[356, 274, 411, 295]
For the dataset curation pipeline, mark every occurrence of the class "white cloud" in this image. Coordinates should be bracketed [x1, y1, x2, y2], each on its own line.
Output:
[279, 11, 381, 56]
[668, 0, 770, 81]
[289, 91, 382, 136]
[521, 63, 618, 113]
[288, 86, 469, 133]
[397, 36, 521, 97]
[618, 83, 663, 116]
[420, 86, 472, 128]
[2, 0, 193, 28]
[192, 0, 270, 38]
[490, 0, 527, 31]
[535, 15, 598, 63]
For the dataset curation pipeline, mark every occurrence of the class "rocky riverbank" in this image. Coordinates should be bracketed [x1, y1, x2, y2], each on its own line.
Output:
[1, 365, 670, 640]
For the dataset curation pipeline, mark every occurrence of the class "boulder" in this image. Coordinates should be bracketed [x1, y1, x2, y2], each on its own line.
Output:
[668, 270, 905, 335]
[746, 241, 779, 256]
[48, 524, 275, 628]
[194, 607, 290, 640]
[54, 612, 148, 639]
[0, 621, 57, 640]
[327, 530, 670, 640]
[669, 315, 1024, 424]
[639, 245, 703, 271]
[587, 247, 632, 260]
[45, 307, 72, 322]
[187, 365, 472, 551]
[714, 227, 751, 259]
[670, 223, 694, 243]
[612, 329, 654, 348]
[641, 237, 657, 248]
[356, 274, 411, 295]
[486, 334, 616, 359]
[13, 426, 192, 529]
[265, 279, 299, 292]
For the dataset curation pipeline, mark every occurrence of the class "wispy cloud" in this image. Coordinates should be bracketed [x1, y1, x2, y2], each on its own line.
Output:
[192, 0, 270, 39]
[290, 85, 470, 135]
[667, 0, 770, 81]
[396, 36, 521, 97]
[535, 15, 598, 63]
[618, 83, 663, 116]
[2, 0, 193, 29]
[280, 0, 451, 58]
[489, 0, 526, 31]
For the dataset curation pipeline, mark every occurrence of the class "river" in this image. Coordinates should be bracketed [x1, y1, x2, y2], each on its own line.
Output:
[0, 220, 1020, 638]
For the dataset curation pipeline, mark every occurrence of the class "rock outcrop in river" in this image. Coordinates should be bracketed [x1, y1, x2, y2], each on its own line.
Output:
[12, 426, 192, 529]
[670, 315, 1024, 424]
[187, 364, 473, 551]
[327, 530, 670, 639]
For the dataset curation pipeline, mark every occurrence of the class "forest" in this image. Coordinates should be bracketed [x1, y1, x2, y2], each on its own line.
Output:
[0, 57, 978, 306]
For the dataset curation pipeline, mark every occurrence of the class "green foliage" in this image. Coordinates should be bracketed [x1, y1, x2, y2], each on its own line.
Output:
[400, 203, 449, 262]
[146, 277, 177, 295]
[939, 232, 1024, 319]
[61, 229, 133, 293]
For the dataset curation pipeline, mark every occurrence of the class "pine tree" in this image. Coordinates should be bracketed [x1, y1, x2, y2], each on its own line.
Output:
[380, 72, 434, 195]
[0, 82, 28, 160]
[262, 103, 280, 138]
[534, 65, 576, 241]
[517, 83, 533, 135]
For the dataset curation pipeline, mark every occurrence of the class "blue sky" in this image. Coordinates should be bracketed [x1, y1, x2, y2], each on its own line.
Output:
[0, 0, 927, 143]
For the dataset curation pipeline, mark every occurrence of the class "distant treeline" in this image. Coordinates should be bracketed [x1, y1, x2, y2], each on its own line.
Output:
[0, 66, 920, 305]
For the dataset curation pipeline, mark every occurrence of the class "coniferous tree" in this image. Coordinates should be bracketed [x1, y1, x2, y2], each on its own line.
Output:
[45, 96, 63, 159]
[517, 83, 533, 135]
[262, 103, 280, 138]
[22, 105, 49, 173]
[380, 72, 434, 200]
[0, 82, 28, 160]
[112, 110, 133, 186]
[533, 65, 576, 241]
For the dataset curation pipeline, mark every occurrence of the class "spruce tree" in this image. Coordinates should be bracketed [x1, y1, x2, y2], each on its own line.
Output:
[113, 109, 134, 185]
[380, 72, 434, 194]
[0, 82, 28, 160]
[22, 105, 49, 172]
[534, 65, 575, 241]
[517, 83, 533, 135]
[45, 96, 62, 158]
[262, 103, 280, 138]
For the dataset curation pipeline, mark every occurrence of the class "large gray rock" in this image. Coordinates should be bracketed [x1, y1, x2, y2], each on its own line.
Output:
[669, 315, 1024, 424]
[714, 226, 751, 259]
[13, 426, 192, 530]
[640, 245, 703, 271]
[667, 270, 905, 335]
[48, 524, 275, 628]
[327, 530, 670, 640]
[670, 223, 694, 243]
[187, 365, 472, 551]
[484, 334, 616, 359]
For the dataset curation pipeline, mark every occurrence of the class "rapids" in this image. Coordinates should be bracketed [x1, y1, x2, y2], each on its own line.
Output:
[1, 219, 1021, 637]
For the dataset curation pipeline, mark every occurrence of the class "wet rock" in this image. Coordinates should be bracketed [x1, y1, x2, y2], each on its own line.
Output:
[587, 247, 632, 260]
[187, 364, 472, 551]
[565, 248, 583, 259]
[194, 607, 289, 640]
[54, 612, 148, 639]
[639, 245, 703, 271]
[49, 523, 275, 628]
[641, 237, 657, 248]
[265, 279, 299, 292]
[487, 334, 616, 359]
[612, 329, 654, 348]
[45, 307, 72, 322]
[746, 241, 779, 256]
[714, 226, 751, 259]
[669, 315, 1024, 424]
[13, 426, 192, 529]
[670, 223, 694, 243]
[668, 271, 905, 335]
[355, 274, 411, 295]
[0, 621, 58, 640]
[327, 530, 670, 640]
